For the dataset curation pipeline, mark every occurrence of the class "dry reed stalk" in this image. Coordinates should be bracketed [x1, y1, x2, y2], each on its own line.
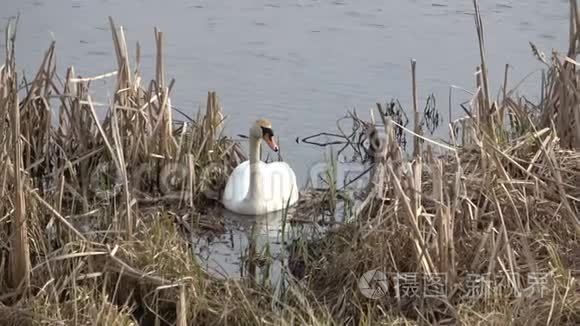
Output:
[206, 91, 216, 151]
[108, 17, 131, 90]
[9, 72, 31, 289]
[155, 28, 176, 158]
[176, 284, 187, 326]
[86, 96, 126, 231]
[0, 18, 32, 289]
[411, 59, 421, 157]
[388, 164, 434, 275]
[500, 63, 509, 124]
[110, 95, 133, 236]
[473, 0, 491, 116]
[433, 159, 450, 275]
[30, 190, 87, 242]
[187, 154, 195, 207]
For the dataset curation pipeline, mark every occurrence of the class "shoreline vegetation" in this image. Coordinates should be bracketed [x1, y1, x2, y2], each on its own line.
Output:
[1, 0, 579, 325]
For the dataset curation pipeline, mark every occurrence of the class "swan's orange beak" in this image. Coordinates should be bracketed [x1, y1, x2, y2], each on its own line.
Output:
[264, 135, 279, 152]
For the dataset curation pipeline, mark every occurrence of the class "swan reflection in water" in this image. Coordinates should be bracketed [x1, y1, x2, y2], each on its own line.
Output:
[192, 207, 295, 285]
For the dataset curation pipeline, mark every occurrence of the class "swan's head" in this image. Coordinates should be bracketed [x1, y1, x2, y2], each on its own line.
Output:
[251, 119, 279, 152]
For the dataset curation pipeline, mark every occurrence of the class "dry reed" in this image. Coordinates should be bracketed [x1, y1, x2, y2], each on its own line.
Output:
[0, 1, 579, 325]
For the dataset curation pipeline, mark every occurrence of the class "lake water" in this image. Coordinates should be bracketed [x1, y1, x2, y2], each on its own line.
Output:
[3, 0, 569, 184]
[3, 0, 569, 280]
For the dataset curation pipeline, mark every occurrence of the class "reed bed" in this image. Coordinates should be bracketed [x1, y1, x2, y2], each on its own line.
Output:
[1, 0, 580, 325]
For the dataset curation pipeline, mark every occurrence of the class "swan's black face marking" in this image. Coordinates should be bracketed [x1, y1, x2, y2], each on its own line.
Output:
[261, 126, 279, 152]
[261, 126, 274, 140]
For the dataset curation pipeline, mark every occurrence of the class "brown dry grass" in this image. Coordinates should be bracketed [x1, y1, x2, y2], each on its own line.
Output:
[0, 1, 579, 325]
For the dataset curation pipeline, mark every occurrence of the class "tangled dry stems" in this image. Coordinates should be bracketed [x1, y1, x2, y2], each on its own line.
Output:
[1, 1, 580, 325]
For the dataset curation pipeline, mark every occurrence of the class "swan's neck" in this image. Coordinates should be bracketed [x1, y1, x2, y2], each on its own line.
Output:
[247, 136, 262, 200]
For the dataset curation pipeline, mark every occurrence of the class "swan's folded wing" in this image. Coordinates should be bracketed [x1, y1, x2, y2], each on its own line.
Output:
[262, 162, 299, 208]
[222, 161, 250, 204]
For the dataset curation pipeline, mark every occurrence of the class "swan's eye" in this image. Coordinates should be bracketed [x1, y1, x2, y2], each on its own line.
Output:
[261, 126, 274, 140]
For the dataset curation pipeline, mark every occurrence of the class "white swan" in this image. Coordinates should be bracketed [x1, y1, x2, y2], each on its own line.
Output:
[222, 119, 299, 215]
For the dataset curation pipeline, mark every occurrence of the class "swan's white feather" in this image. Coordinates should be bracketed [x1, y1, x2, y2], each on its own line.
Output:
[222, 160, 299, 215]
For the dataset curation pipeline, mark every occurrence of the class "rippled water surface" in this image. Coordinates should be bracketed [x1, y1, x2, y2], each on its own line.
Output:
[3, 0, 569, 279]
[3, 0, 569, 181]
